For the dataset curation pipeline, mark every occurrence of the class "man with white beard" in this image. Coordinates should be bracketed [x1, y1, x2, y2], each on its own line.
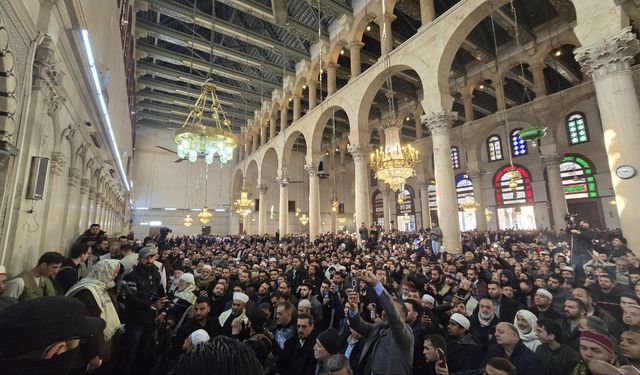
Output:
[469, 298, 500, 350]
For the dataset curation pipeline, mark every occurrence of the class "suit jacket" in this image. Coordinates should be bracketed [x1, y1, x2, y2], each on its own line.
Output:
[286, 267, 309, 291]
[340, 335, 365, 375]
[348, 284, 414, 375]
[279, 331, 319, 375]
[496, 295, 521, 323]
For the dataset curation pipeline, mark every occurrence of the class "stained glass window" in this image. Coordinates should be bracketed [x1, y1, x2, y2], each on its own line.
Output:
[455, 174, 474, 205]
[494, 165, 534, 206]
[451, 146, 460, 169]
[566, 112, 589, 145]
[559, 154, 598, 199]
[487, 135, 503, 161]
[511, 129, 528, 157]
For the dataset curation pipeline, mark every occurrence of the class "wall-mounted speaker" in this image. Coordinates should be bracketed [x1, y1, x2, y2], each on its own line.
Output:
[26, 157, 49, 200]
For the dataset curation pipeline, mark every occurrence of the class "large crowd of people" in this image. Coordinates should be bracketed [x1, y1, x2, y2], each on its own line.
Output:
[1, 220, 639, 375]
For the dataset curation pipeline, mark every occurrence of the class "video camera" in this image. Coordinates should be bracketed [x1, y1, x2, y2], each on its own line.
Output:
[159, 226, 172, 239]
[564, 213, 579, 230]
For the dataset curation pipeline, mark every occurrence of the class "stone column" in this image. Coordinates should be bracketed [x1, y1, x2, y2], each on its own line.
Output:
[414, 113, 424, 139]
[494, 82, 506, 111]
[468, 169, 488, 231]
[380, 185, 392, 231]
[463, 93, 474, 122]
[280, 101, 289, 131]
[257, 185, 268, 234]
[346, 41, 364, 80]
[326, 63, 338, 96]
[88, 188, 97, 226]
[530, 63, 547, 98]
[260, 123, 267, 146]
[252, 133, 258, 153]
[420, 0, 436, 26]
[575, 27, 640, 250]
[95, 193, 103, 226]
[376, 13, 396, 56]
[418, 182, 431, 230]
[423, 110, 462, 252]
[270, 114, 277, 140]
[541, 153, 568, 230]
[242, 214, 250, 234]
[79, 178, 90, 233]
[305, 163, 321, 241]
[308, 80, 317, 111]
[279, 181, 288, 235]
[348, 144, 371, 238]
[293, 94, 302, 122]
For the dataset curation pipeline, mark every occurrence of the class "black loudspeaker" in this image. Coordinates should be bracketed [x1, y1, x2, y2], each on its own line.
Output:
[26, 157, 49, 200]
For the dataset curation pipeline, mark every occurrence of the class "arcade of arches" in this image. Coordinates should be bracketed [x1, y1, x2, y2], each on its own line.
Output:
[0, 0, 640, 273]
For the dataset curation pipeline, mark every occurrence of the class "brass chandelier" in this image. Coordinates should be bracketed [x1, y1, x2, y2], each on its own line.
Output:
[371, 117, 420, 192]
[174, 79, 237, 165]
[174, 0, 236, 165]
[233, 179, 255, 217]
[459, 196, 480, 212]
[198, 207, 213, 224]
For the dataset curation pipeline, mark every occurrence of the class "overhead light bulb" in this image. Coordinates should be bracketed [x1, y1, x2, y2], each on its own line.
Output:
[554, 50, 562, 57]
[303, 85, 307, 89]
[188, 149, 198, 162]
[479, 84, 485, 90]
[366, 24, 371, 32]
[340, 49, 344, 55]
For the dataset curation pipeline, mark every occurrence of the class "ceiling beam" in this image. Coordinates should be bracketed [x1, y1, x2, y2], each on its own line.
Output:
[544, 56, 581, 85]
[305, 0, 352, 19]
[137, 91, 255, 122]
[137, 102, 254, 122]
[216, 0, 325, 41]
[493, 7, 536, 45]
[145, 0, 310, 60]
[137, 42, 282, 90]
[136, 61, 266, 102]
[137, 77, 260, 107]
[137, 19, 290, 75]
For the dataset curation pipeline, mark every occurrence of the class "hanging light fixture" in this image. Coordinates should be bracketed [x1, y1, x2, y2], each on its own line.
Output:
[174, 0, 237, 165]
[198, 207, 213, 224]
[233, 178, 255, 217]
[513, 206, 522, 217]
[183, 213, 193, 227]
[485, 208, 494, 222]
[508, 168, 521, 192]
[369, 2, 419, 192]
[460, 196, 480, 212]
[299, 213, 309, 226]
[331, 198, 340, 212]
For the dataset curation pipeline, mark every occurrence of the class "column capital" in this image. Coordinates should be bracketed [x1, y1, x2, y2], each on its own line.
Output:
[50, 151, 66, 176]
[347, 143, 370, 161]
[80, 178, 90, 194]
[346, 41, 365, 50]
[421, 109, 456, 135]
[325, 62, 339, 70]
[540, 152, 564, 167]
[304, 163, 318, 176]
[575, 27, 640, 80]
[467, 168, 484, 180]
[67, 167, 80, 187]
[257, 184, 269, 195]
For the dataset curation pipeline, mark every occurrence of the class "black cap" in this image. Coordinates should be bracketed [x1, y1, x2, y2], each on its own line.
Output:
[0, 296, 105, 357]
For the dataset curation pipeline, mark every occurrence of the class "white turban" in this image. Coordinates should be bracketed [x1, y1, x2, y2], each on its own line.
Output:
[233, 292, 249, 304]
[180, 273, 195, 284]
[190, 329, 210, 346]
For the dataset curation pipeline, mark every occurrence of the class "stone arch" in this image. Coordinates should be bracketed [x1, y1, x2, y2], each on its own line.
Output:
[355, 62, 426, 142]
[0, 22, 17, 139]
[245, 158, 259, 189]
[435, 0, 510, 110]
[282, 129, 310, 170]
[310, 104, 353, 158]
[231, 168, 244, 199]
[259, 146, 279, 180]
[348, 3, 381, 49]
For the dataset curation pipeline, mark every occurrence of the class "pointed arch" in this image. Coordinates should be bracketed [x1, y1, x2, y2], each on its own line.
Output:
[494, 165, 534, 206]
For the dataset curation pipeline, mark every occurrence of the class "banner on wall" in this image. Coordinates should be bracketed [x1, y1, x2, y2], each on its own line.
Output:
[372, 189, 384, 223]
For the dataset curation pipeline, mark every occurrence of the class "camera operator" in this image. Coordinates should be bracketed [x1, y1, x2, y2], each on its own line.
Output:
[568, 217, 595, 282]
[119, 247, 167, 375]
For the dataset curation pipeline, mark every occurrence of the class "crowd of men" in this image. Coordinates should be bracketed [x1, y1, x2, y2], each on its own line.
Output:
[0, 220, 639, 375]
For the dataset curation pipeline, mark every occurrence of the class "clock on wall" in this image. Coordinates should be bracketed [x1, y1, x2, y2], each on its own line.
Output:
[615, 165, 637, 180]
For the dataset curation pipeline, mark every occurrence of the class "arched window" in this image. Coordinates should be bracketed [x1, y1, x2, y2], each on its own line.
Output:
[511, 129, 528, 157]
[560, 154, 598, 199]
[566, 112, 589, 145]
[455, 174, 474, 205]
[428, 179, 437, 211]
[494, 165, 534, 206]
[487, 135, 503, 162]
[451, 146, 460, 169]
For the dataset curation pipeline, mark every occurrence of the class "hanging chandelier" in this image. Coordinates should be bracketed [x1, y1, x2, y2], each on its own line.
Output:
[299, 213, 309, 226]
[508, 168, 521, 191]
[174, 79, 237, 164]
[233, 186, 255, 218]
[198, 207, 213, 224]
[183, 213, 193, 227]
[371, 118, 420, 192]
[331, 198, 340, 213]
[485, 208, 493, 222]
[459, 196, 480, 212]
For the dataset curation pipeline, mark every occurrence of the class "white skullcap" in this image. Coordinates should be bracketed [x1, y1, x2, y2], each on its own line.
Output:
[450, 313, 470, 330]
[202, 264, 212, 271]
[269, 257, 277, 262]
[536, 289, 553, 301]
[190, 329, 210, 346]
[561, 266, 575, 273]
[0, 265, 5, 274]
[298, 299, 312, 309]
[422, 294, 435, 304]
[180, 273, 195, 284]
[233, 292, 249, 304]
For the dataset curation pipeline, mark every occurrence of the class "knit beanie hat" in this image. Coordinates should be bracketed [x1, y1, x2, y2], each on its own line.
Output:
[580, 330, 614, 353]
[317, 328, 341, 355]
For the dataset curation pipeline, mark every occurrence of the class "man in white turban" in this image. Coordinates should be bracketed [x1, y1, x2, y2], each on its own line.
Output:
[218, 292, 249, 337]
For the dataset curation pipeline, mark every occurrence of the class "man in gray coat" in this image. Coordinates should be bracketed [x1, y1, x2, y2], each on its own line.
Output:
[346, 270, 414, 375]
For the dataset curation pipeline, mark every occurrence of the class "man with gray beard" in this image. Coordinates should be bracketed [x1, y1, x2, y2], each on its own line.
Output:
[469, 298, 500, 349]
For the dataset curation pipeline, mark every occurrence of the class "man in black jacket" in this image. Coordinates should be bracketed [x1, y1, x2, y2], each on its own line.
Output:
[487, 281, 521, 323]
[286, 255, 308, 291]
[485, 322, 548, 375]
[173, 297, 221, 357]
[76, 223, 108, 245]
[278, 312, 318, 375]
[445, 313, 484, 373]
[119, 247, 166, 375]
